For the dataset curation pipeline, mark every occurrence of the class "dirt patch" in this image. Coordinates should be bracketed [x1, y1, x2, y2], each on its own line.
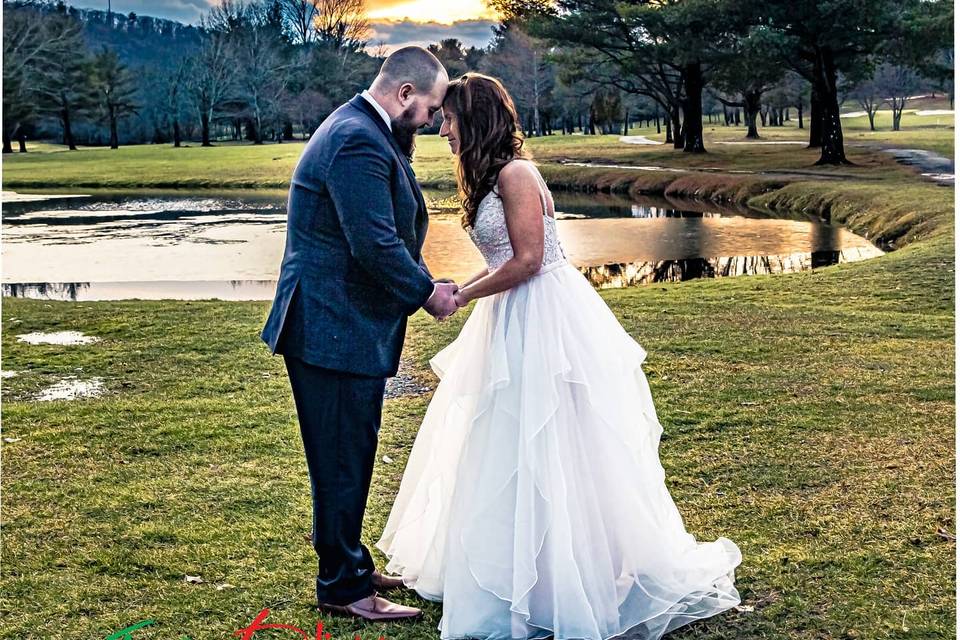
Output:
[385, 359, 434, 399]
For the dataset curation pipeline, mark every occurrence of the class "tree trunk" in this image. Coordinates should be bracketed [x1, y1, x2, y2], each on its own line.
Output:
[664, 112, 673, 143]
[681, 63, 705, 153]
[745, 91, 762, 139]
[808, 85, 823, 148]
[734, 108, 741, 125]
[17, 129, 27, 152]
[623, 109, 629, 136]
[797, 100, 804, 129]
[813, 46, 848, 165]
[655, 110, 661, 134]
[670, 106, 682, 149]
[109, 108, 119, 149]
[201, 111, 212, 147]
[173, 119, 182, 147]
[2, 128, 11, 154]
[62, 106, 77, 150]
[867, 108, 876, 131]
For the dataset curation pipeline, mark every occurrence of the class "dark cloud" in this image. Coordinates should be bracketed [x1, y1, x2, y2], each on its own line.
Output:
[71, 0, 216, 24]
[368, 19, 496, 51]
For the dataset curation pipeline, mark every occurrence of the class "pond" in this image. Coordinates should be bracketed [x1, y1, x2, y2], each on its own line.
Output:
[1, 189, 884, 301]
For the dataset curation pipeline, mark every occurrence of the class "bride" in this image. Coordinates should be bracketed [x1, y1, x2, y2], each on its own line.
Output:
[376, 72, 742, 640]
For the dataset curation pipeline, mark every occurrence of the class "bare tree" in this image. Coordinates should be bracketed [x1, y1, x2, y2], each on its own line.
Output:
[849, 70, 883, 131]
[277, 0, 368, 49]
[278, 0, 319, 44]
[3, 3, 46, 152]
[167, 59, 188, 146]
[233, 4, 293, 143]
[203, 0, 248, 34]
[33, 11, 98, 150]
[313, 0, 369, 51]
[187, 34, 234, 146]
[3, 2, 93, 152]
[481, 24, 553, 137]
[875, 62, 928, 131]
[370, 40, 388, 59]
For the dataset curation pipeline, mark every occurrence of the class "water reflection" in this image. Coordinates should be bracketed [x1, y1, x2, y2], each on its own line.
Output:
[2, 280, 279, 302]
[4, 246, 883, 302]
[581, 247, 882, 288]
[2, 190, 886, 300]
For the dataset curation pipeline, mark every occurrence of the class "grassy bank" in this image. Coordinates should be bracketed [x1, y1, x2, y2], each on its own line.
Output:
[2, 225, 953, 639]
[1, 110, 955, 638]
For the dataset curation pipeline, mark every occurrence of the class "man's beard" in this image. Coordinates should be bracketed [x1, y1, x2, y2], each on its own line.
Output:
[390, 105, 419, 160]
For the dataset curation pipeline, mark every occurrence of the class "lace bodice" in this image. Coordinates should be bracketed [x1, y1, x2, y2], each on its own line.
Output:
[467, 183, 566, 271]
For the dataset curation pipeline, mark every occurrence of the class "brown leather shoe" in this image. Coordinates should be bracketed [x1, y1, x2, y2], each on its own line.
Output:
[318, 592, 422, 621]
[372, 570, 406, 590]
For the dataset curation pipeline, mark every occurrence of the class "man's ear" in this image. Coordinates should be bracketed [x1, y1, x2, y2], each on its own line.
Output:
[397, 83, 415, 106]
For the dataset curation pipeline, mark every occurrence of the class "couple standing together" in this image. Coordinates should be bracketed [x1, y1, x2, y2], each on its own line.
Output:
[261, 46, 742, 639]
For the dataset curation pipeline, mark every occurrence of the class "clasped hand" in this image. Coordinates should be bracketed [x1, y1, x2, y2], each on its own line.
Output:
[424, 279, 469, 321]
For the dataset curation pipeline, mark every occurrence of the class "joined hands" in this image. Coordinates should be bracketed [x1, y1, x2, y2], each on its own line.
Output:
[423, 280, 460, 321]
[423, 278, 472, 321]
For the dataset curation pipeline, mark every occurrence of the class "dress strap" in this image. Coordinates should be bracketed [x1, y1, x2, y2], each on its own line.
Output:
[497, 160, 554, 218]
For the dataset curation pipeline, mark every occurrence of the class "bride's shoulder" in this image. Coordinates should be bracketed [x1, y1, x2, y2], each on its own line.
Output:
[496, 158, 541, 193]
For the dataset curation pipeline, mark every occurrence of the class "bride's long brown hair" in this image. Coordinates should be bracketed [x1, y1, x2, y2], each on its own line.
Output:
[443, 73, 529, 229]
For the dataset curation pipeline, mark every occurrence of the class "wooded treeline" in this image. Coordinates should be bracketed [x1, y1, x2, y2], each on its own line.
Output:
[2, 0, 954, 165]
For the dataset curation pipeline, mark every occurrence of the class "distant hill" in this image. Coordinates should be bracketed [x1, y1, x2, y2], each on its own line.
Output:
[49, 4, 204, 69]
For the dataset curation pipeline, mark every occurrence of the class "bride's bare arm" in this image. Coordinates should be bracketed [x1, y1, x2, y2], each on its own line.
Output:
[454, 162, 545, 305]
[460, 267, 490, 288]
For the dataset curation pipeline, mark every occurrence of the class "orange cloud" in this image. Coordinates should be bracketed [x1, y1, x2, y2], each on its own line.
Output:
[366, 0, 498, 24]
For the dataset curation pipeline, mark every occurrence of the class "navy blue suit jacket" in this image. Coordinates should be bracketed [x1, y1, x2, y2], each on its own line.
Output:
[261, 94, 435, 378]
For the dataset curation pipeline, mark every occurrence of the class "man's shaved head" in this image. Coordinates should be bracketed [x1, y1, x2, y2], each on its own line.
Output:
[374, 46, 447, 92]
[367, 46, 449, 160]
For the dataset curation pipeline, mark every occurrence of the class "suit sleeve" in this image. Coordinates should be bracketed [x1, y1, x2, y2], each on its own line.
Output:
[326, 133, 435, 315]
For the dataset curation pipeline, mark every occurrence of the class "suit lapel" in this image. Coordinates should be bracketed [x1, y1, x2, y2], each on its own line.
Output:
[348, 95, 427, 219]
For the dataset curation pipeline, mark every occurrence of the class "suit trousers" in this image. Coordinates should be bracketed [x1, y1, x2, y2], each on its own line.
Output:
[283, 355, 387, 606]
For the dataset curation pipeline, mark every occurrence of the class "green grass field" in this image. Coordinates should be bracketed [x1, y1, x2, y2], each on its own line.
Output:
[0, 102, 955, 639]
[2, 103, 953, 191]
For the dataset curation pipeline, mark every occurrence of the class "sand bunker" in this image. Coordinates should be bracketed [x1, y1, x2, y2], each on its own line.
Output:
[619, 135, 663, 145]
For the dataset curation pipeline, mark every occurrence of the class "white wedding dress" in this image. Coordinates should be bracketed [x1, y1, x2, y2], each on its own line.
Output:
[376, 166, 742, 640]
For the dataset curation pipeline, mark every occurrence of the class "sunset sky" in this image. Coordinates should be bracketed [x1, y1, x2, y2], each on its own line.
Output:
[72, 0, 500, 49]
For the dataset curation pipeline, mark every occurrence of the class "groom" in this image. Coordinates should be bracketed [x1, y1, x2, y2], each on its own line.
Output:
[261, 47, 457, 621]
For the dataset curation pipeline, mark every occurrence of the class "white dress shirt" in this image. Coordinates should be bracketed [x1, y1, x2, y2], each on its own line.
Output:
[360, 89, 441, 305]
[361, 90, 392, 131]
